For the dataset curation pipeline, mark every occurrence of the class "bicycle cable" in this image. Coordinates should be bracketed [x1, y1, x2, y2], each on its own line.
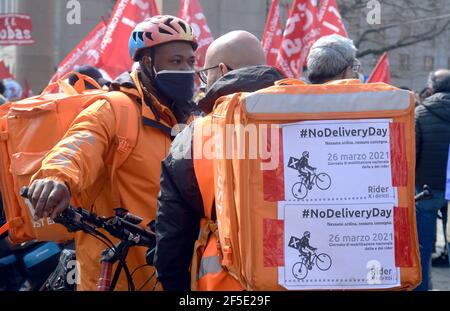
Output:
[131, 264, 152, 278]
[137, 271, 156, 291]
[151, 279, 160, 291]
[121, 257, 135, 291]
[88, 228, 117, 252]
[87, 231, 116, 252]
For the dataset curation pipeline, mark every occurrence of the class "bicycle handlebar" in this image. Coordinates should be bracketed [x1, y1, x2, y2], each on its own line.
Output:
[20, 188, 155, 248]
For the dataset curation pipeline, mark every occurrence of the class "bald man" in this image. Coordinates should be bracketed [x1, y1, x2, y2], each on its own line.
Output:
[154, 31, 284, 291]
[197, 30, 284, 113]
[201, 30, 266, 90]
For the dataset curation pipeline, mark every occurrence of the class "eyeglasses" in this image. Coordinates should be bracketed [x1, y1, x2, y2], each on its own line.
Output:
[351, 61, 361, 73]
[352, 65, 361, 74]
[196, 64, 234, 84]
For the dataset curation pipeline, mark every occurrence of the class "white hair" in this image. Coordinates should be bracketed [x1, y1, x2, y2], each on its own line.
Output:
[307, 34, 357, 84]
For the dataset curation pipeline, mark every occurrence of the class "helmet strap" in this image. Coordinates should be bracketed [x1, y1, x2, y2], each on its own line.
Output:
[139, 48, 157, 81]
[140, 60, 154, 81]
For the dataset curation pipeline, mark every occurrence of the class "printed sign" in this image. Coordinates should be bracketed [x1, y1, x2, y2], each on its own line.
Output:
[279, 202, 400, 290]
[277, 119, 400, 290]
[0, 14, 34, 45]
[282, 119, 397, 205]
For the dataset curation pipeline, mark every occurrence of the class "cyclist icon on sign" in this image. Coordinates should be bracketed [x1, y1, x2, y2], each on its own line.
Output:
[297, 151, 316, 190]
[287, 151, 331, 199]
[288, 234, 332, 280]
[298, 231, 317, 269]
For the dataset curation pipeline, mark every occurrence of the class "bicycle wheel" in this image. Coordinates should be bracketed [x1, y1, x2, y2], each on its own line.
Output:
[292, 262, 308, 280]
[292, 182, 308, 199]
[315, 173, 331, 190]
[316, 253, 332, 271]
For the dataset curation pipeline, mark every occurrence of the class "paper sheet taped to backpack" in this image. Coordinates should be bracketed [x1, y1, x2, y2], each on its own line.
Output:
[282, 119, 396, 204]
[277, 119, 400, 290]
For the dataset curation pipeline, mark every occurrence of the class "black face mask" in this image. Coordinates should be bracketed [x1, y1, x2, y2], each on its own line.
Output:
[153, 70, 196, 102]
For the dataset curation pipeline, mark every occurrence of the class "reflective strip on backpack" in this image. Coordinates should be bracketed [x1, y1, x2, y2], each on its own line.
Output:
[244, 90, 411, 114]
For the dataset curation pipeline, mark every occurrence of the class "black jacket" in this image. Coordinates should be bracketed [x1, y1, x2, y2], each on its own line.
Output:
[154, 66, 285, 291]
[415, 92, 450, 190]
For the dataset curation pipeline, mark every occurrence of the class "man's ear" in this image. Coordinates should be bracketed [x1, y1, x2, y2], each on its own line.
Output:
[142, 55, 153, 70]
[218, 63, 230, 76]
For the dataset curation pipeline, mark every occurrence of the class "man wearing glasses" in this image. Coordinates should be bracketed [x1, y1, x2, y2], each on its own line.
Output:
[306, 34, 362, 84]
[196, 30, 262, 90]
[155, 30, 285, 291]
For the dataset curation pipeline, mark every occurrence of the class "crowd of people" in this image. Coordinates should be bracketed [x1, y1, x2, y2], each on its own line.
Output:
[1, 13, 449, 291]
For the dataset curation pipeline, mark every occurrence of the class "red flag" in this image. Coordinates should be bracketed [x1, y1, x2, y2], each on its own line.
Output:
[149, 0, 159, 17]
[317, 0, 348, 38]
[178, 0, 214, 68]
[49, 22, 106, 83]
[276, 0, 321, 78]
[262, 0, 283, 66]
[0, 61, 13, 80]
[99, 0, 160, 79]
[21, 79, 33, 99]
[0, 14, 34, 46]
[368, 52, 391, 84]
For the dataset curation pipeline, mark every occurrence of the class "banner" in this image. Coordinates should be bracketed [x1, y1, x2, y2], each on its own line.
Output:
[179, 0, 214, 68]
[368, 52, 391, 84]
[99, 0, 159, 79]
[262, 0, 283, 66]
[148, 0, 159, 17]
[277, 119, 401, 290]
[317, 0, 348, 38]
[276, 0, 321, 78]
[21, 79, 33, 99]
[0, 14, 34, 46]
[49, 22, 106, 83]
[0, 61, 14, 80]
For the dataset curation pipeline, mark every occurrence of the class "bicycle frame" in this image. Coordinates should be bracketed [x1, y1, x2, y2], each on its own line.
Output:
[97, 240, 133, 291]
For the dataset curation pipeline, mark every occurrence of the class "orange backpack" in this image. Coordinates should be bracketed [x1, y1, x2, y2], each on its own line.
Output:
[0, 73, 139, 244]
[193, 79, 420, 290]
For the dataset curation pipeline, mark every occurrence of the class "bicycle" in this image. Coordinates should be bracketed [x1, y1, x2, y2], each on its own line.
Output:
[292, 171, 331, 199]
[20, 188, 155, 291]
[292, 251, 332, 281]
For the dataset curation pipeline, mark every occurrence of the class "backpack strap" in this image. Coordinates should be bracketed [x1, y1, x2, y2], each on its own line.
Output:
[0, 222, 8, 236]
[102, 91, 140, 209]
[142, 117, 173, 138]
[193, 116, 215, 219]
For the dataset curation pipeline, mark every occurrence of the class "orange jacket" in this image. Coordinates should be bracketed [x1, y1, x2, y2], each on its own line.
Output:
[31, 70, 179, 290]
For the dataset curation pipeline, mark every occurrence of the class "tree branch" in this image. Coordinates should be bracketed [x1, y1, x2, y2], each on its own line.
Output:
[356, 20, 450, 58]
